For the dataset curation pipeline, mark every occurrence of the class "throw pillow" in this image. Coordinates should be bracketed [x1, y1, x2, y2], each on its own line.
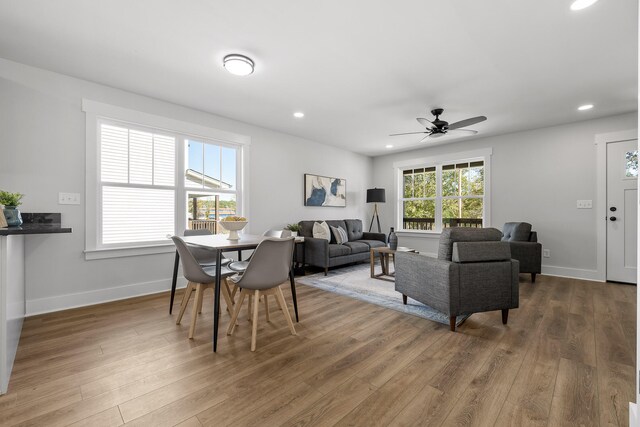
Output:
[330, 226, 349, 244]
[312, 221, 331, 241]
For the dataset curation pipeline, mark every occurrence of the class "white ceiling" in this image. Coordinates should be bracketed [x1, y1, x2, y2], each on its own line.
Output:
[0, 1, 636, 156]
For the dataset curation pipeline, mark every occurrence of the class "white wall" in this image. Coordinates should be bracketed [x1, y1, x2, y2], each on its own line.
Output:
[0, 58, 372, 315]
[372, 113, 637, 280]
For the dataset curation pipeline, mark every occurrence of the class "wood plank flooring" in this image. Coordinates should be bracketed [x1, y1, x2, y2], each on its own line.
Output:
[0, 274, 635, 426]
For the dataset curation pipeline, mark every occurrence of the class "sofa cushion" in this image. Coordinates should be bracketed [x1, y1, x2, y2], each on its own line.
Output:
[453, 241, 511, 263]
[502, 222, 532, 242]
[328, 244, 351, 258]
[312, 221, 331, 241]
[325, 220, 348, 243]
[343, 241, 369, 254]
[357, 239, 386, 249]
[344, 219, 364, 241]
[438, 227, 503, 261]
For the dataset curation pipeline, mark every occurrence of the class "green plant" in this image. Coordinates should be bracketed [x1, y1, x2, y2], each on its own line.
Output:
[286, 223, 301, 232]
[0, 191, 24, 207]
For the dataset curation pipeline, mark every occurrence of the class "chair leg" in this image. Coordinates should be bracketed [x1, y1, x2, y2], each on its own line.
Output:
[227, 288, 247, 335]
[264, 295, 270, 322]
[176, 282, 193, 325]
[188, 284, 204, 339]
[251, 290, 260, 351]
[324, 267, 328, 276]
[531, 273, 537, 283]
[247, 294, 253, 321]
[402, 294, 407, 305]
[275, 286, 297, 336]
[197, 288, 204, 314]
[449, 316, 456, 332]
[221, 279, 234, 316]
[502, 309, 509, 325]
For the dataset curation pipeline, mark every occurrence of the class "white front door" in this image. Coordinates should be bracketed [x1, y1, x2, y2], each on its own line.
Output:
[606, 139, 638, 283]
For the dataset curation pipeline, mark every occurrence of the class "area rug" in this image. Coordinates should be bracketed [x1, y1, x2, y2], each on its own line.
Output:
[296, 263, 469, 327]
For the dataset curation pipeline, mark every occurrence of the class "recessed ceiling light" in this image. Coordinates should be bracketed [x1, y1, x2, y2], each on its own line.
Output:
[293, 112, 305, 118]
[570, 0, 599, 11]
[578, 104, 594, 111]
[385, 144, 394, 149]
[223, 54, 254, 76]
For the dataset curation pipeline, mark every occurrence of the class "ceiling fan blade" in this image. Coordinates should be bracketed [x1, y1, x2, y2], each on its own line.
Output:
[447, 116, 487, 130]
[389, 131, 428, 136]
[429, 132, 445, 138]
[448, 128, 478, 135]
[416, 118, 435, 129]
[420, 135, 431, 142]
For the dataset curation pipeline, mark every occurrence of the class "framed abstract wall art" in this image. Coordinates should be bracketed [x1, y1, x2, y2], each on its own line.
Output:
[304, 174, 346, 207]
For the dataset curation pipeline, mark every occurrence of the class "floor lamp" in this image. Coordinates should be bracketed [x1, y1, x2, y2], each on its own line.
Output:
[366, 188, 385, 233]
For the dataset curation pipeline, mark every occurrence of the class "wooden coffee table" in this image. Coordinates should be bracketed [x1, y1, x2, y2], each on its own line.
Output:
[370, 246, 417, 281]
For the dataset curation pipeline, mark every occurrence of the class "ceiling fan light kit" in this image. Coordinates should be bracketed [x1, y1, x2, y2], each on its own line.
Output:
[390, 108, 487, 142]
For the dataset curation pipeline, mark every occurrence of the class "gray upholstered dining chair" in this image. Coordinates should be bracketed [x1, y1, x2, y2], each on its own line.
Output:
[171, 236, 236, 339]
[227, 229, 291, 272]
[226, 237, 297, 351]
[169, 229, 232, 315]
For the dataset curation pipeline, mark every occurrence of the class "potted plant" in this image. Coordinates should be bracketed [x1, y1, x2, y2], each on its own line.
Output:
[286, 223, 301, 237]
[0, 190, 24, 226]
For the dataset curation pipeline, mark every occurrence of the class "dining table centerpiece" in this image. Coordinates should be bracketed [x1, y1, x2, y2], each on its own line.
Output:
[218, 216, 248, 240]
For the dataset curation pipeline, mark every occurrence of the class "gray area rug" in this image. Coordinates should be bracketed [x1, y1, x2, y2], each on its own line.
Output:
[297, 263, 469, 327]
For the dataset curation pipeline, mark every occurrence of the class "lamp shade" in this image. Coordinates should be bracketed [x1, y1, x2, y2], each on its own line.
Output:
[366, 188, 386, 203]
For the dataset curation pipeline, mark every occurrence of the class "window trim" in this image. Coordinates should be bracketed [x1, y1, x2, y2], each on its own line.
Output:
[83, 99, 251, 260]
[393, 148, 492, 236]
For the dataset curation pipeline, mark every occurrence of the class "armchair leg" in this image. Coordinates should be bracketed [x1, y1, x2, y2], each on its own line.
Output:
[449, 316, 456, 332]
[531, 273, 537, 283]
[324, 267, 328, 276]
[402, 294, 407, 305]
[502, 309, 509, 325]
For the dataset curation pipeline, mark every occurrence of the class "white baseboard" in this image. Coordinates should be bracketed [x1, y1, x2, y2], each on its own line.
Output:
[26, 277, 188, 316]
[541, 265, 603, 282]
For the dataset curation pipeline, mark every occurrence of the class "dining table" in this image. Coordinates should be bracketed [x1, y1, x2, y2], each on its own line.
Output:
[171, 233, 299, 352]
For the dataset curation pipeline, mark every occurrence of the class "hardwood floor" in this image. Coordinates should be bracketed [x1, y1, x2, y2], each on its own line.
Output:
[0, 274, 635, 426]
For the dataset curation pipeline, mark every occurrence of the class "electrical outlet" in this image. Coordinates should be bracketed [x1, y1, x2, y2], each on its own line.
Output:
[59, 192, 81, 205]
[543, 249, 550, 258]
[577, 200, 592, 209]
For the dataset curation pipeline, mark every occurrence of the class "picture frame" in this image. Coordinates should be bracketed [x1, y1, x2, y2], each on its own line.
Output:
[304, 173, 347, 207]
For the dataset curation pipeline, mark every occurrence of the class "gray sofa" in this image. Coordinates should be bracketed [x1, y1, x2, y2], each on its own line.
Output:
[502, 222, 542, 282]
[395, 227, 519, 331]
[298, 219, 386, 275]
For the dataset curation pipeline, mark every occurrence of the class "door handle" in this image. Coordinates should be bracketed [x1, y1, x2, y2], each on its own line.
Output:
[610, 216, 617, 221]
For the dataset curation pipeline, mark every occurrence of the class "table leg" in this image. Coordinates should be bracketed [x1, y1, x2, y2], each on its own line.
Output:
[289, 269, 299, 322]
[213, 249, 222, 352]
[379, 253, 386, 275]
[169, 251, 179, 314]
[370, 250, 374, 278]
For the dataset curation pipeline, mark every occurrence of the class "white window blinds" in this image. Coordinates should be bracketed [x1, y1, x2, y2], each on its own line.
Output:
[100, 123, 176, 246]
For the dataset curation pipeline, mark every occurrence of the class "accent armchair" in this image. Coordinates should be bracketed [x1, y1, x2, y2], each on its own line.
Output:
[395, 228, 519, 331]
[502, 222, 542, 282]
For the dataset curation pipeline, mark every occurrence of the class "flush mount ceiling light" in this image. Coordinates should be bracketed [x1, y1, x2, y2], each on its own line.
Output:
[293, 112, 305, 118]
[570, 0, 599, 11]
[223, 54, 254, 76]
[578, 104, 594, 111]
[385, 144, 394, 149]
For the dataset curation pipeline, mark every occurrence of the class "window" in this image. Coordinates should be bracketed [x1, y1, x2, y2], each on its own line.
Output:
[625, 150, 638, 177]
[397, 151, 489, 234]
[84, 99, 249, 259]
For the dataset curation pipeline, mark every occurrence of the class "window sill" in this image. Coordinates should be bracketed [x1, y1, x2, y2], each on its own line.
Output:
[84, 243, 175, 260]
[395, 230, 442, 238]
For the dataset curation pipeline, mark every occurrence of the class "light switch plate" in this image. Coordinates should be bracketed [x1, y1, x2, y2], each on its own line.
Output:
[577, 200, 592, 209]
[59, 192, 81, 205]
[543, 249, 550, 258]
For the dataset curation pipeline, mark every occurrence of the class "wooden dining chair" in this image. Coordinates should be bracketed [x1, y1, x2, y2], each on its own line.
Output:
[226, 237, 297, 351]
[171, 236, 236, 339]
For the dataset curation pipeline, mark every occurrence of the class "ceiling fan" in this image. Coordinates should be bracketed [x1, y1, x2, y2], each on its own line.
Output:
[390, 108, 487, 142]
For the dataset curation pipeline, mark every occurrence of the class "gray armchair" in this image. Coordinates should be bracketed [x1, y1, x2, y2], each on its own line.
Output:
[502, 222, 542, 282]
[395, 228, 519, 331]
